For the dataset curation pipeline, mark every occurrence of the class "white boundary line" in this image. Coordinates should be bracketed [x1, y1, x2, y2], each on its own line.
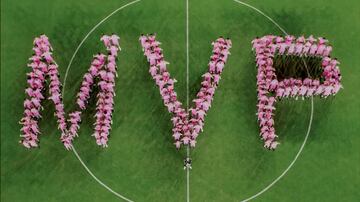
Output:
[62, 0, 141, 201]
[186, 1, 190, 110]
[233, 1, 314, 201]
[233, 0, 288, 36]
[185, 0, 191, 202]
[72, 146, 134, 202]
[62, 0, 141, 97]
[61, 0, 315, 201]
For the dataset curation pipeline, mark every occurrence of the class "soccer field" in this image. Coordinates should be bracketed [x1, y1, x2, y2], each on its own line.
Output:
[1, 0, 360, 201]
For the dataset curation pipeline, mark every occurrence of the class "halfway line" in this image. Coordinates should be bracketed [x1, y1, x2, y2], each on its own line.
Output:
[185, 0, 191, 202]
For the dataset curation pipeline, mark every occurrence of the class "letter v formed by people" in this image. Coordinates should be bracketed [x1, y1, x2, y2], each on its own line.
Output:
[140, 34, 232, 149]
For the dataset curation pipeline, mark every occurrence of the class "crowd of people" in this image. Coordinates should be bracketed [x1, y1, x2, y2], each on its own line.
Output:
[19, 34, 120, 149]
[252, 35, 342, 150]
[140, 34, 232, 149]
[20, 33, 342, 151]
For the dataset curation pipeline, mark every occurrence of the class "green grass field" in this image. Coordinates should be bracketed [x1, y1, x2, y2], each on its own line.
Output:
[1, 0, 360, 201]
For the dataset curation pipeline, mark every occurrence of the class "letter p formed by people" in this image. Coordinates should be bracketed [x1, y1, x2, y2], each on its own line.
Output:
[19, 33, 342, 151]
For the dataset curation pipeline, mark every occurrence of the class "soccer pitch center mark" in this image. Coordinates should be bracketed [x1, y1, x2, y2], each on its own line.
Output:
[233, 0, 314, 201]
[61, 0, 314, 201]
[63, 0, 141, 201]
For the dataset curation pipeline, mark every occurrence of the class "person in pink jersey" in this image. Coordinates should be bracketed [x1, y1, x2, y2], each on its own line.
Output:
[108, 45, 119, 57]
[309, 43, 318, 55]
[110, 34, 120, 47]
[323, 46, 332, 57]
[216, 61, 225, 73]
[316, 43, 326, 56]
[269, 141, 279, 150]
[318, 37, 328, 45]
[100, 35, 112, 47]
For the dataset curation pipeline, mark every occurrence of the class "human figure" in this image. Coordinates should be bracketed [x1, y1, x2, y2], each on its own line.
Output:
[183, 157, 192, 170]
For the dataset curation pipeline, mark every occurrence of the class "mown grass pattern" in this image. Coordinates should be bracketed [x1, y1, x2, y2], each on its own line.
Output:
[1, 0, 360, 201]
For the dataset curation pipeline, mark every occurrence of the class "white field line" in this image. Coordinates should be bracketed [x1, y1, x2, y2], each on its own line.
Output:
[186, 0, 191, 202]
[186, 0, 190, 111]
[62, 0, 314, 201]
[233, 1, 314, 201]
[62, 0, 141, 201]
[233, 0, 289, 35]
[62, 0, 141, 97]
[72, 146, 134, 202]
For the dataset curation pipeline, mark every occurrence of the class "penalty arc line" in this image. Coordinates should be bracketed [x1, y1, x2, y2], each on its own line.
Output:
[62, 0, 141, 97]
[71, 146, 134, 202]
[59, 0, 314, 201]
[233, 0, 288, 36]
[233, 0, 314, 202]
[62, 0, 142, 201]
